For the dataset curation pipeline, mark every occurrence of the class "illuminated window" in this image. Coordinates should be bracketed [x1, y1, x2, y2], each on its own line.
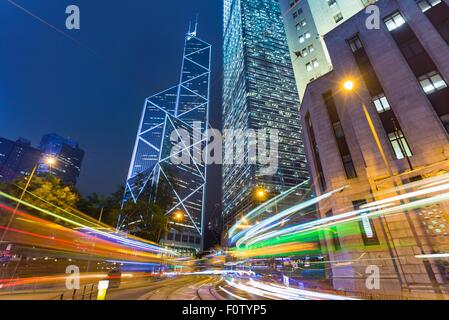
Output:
[302, 48, 308, 57]
[296, 18, 306, 30]
[388, 130, 413, 160]
[384, 12, 406, 31]
[416, 0, 442, 12]
[419, 71, 447, 94]
[372, 94, 391, 113]
[353, 200, 379, 246]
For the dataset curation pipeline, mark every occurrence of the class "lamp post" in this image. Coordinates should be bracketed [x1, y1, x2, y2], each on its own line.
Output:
[0, 156, 57, 278]
[11, 156, 57, 214]
[342, 80, 394, 177]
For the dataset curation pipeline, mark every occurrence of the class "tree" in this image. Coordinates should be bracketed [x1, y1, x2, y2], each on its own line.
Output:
[120, 200, 169, 243]
[1, 174, 79, 214]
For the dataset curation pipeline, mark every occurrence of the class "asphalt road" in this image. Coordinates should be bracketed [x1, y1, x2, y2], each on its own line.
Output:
[0, 275, 228, 300]
[105, 275, 224, 300]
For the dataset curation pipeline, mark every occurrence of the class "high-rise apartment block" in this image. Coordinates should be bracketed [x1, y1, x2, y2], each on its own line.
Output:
[279, 0, 375, 99]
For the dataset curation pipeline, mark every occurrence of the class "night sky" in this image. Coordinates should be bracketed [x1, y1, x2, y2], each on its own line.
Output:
[0, 0, 223, 199]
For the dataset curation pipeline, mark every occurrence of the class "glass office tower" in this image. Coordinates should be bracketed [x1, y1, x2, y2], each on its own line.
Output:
[222, 0, 309, 228]
[121, 27, 211, 254]
[38, 133, 84, 186]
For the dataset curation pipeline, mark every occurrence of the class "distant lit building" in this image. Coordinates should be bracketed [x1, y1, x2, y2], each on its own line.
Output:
[38, 133, 84, 185]
[222, 0, 310, 232]
[0, 137, 41, 182]
[301, 0, 449, 296]
[279, 0, 374, 99]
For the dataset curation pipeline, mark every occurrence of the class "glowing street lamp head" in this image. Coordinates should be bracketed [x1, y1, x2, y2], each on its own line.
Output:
[343, 80, 355, 91]
[174, 210, 184, 221]
[44, 156, 57, 166]
[255, 187, 268, 200]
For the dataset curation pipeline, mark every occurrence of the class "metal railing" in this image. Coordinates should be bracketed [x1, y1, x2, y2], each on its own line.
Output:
[53, 283, 98, 300]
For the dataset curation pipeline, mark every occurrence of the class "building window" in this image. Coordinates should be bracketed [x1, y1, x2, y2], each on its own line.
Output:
[353, 200, 380, 246]
[332, 121, 344, 138]
[326, 211, 341, 251]
[308, 44, 315, 52]
[384, 12, 406, 31]
[373, 94, 391, 113]
[167, 233, 174, 241]
[348, 35, 363, 52]
[323, 90, 357, 180]
[419, 71, 448, 94]
[342, 154, 357, 179]
[312, 59, 319, 68]
[334, 12, 344, 23]
[302, 48, 308, 57]
[182, 234, 188, 242]
[305, 113, 326, 193]
[417, 0, 442, 12]
[299, 35, 305, 43]
[328, 0, 337, 8]
[388, 130, 413, 160]
[306, 62, 312, 71]
[296, 19, 307, 31]
[440, 114, 449, 133]
[175, 234, 181, 241]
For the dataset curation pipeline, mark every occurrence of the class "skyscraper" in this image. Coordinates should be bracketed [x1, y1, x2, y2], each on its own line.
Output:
[38, 133, 85, 186]
[279, 0, 373, 99]
[121, 26, 211, 254]
[222, 0, 309, 230]
[0, 137, 42, 182]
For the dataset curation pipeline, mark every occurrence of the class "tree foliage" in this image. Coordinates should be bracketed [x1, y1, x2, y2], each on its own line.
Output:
[1, 174, 79, 213]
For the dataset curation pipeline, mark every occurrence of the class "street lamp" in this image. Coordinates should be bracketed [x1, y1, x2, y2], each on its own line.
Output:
[342, 79, 394, 177]
[341, 79, 432, 291]
[173, 210, 184, 222]
[255, 187, 268, 201]
[12, 156, 57, 212]
[343, 80, 355, 91]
